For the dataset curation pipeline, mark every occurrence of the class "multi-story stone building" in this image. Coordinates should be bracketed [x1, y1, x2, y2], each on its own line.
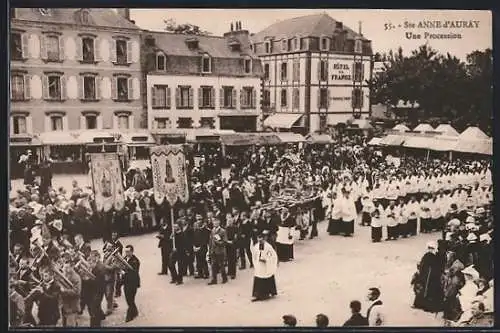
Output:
[142, 22, 263, 141]
[10, 8, 142, 173]
[251, 13, 373, 134]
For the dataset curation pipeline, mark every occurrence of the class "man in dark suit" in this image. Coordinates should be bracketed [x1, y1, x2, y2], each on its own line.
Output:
[88, 250, 109, 327]
[208, 218, 228, 285]
[157, 218, 172, 275]
[168, 223, 187, 285]
[123, 245, 140, 322]
[180, 219, 195, 277]
[343, 300, 369, 326]
[74, 234, 92, 314]
[193, 217, 210, 279]
[237, 211, 253, 270]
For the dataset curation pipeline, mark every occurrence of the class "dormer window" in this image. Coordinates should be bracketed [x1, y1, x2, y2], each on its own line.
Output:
[156, 52, 166, 71]
[265, 41, 272, 54]
[229, 39, 241, 52]
[320, 37, 330, 51]
[354, 39, 363, 54]
[243, 56, 252, 74]
[81, 10, 90, 24]
[201, 54, 211, 73]
[293, 37, 300, 51]
[186, 37, 199, 49]
[281, 40, 288, 52]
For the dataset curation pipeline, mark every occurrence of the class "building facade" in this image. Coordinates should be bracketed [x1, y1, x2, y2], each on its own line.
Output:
[10, 8, 142, 168]
[251, 13, 373, 134]
[142, 23, 263, 138]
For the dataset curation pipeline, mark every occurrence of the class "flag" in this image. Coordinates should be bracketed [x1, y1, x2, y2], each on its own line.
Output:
[90, 153, 125, 212]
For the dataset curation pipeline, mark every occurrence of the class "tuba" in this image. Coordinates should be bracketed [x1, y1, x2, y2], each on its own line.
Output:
[74, 252, 96, 281]
[105, 247, 134, 272]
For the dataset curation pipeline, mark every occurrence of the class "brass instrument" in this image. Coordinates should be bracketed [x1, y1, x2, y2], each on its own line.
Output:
[9, 252, 19, 269]
[106, 247, 134, 271]
[74, 252, 96, 281]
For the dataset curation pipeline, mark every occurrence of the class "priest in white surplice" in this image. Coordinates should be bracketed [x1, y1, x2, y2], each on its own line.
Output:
[251, 230, 278, 302]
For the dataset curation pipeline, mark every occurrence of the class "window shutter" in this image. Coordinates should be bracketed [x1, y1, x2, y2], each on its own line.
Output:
[151, 86, 157, 107]
[80, 116, 86, 130]
[110, 39, 117, 63]
[176, 87, 180, 107]
[113, 115, 118, 129]
[60, 76, 67, 100]
[251, 89, 256, 108]
[126, 41, 133, 63]
[325, 61, 329, 79]
[42, 75, 49, 99]
[219, 88, 224, 108]
[198, 87, 203, 108]
[129, 115, 135, 129]
[210, 87, 215, 108]
[360, 90, 364, 108]
[127, 78, 133, 100]
[352, 64, 355, 82]
[23, 75, 31, 100]
[188, 87, 194, 107]
[327, 89, 331, 108]
[94, 38, 101, 62]
[95, 77, 101, 100]
[166, 87, 171, 108]
[22, 34, 30, 58]
[78, 76, 84, 99]
[318, 61, 322, 82]
[76, 37, 83, 61]
[240, 89, 245, 108]
[58, 36, 65, 60]
[317, 89, 321, 109]
[362, 64, 365, 81]
[26, 116, 33, 134]
[351, 89, 356, 109]
[232, 89, 237, 108]
[62, 115, 68, 131]
[111, 77, 118, 100]
[97, 116, 103, 129]
[40, 35, 47, 60]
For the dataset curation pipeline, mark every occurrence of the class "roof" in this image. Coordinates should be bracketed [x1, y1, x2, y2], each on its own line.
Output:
[13, 8, 140, 30]
[403, 136, 435, 149]
[253, 13, 368, 42]
[413, 123, 434, 132]
[392, 124, 410, 132]
[368, 137, 383, 146]
[147, 31, 258, 59]
[380, 134, 405, 146]
[305, 133, 332, 144]
[459, 126, 489, 141]
[435, 124, 460, 137]
[453, 139, 492, 155]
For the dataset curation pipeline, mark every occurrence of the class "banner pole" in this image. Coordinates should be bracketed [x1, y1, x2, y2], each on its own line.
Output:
[171, 206, 176, 250]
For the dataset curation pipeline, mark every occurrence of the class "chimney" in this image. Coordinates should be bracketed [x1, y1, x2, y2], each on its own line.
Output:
[223, 21, 249, 38]
[115, 8, 131, 21]
[238, 21, 241, 30]
[358, 21, 363, 36]
[335, 21, 343, 31]
[230, 22, 234, 31]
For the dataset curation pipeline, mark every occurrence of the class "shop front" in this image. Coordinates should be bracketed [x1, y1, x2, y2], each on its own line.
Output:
[119, 131, 156, 170]
[9, 135, 43, 179]
[219, 115, 258, 133]
[38, 131, 86, 174]
[151, 129, 187, 145]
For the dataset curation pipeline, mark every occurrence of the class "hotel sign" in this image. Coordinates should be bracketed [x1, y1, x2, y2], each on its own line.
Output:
[331, 62, 352, 81]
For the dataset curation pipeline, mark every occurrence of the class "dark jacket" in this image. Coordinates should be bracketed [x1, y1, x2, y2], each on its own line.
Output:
[123, 255, 140, 289]
[209, 226, 227, 257]
[343, 313, 369, 327]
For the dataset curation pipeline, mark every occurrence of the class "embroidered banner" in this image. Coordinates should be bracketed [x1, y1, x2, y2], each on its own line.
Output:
[90, 153, 125, 212]
[150, 145, 189, 206]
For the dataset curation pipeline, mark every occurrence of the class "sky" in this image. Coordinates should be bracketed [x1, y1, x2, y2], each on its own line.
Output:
[130, 9, 492, 60]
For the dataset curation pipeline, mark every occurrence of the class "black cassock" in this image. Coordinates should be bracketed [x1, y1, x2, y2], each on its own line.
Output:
[415, 252, 444, 313]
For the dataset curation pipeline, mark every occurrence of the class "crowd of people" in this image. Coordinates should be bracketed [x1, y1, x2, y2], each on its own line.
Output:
[8, 130, 494, 327]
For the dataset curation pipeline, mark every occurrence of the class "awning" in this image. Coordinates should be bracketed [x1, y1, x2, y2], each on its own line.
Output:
[453, 139, 492, 155]
[78, 130, 117, 144]
[428, 137, 459, 151]
[459, 126, 489, 141]
[403, 136, 435, 149]
[434, 124, 459, 137]
[220, 134, 259, 146]
[263, 114, 302, 129]
[367, 137, 383, 146]
[349, 119, 373, 130]
[392, 124, 410, 132]
[274, 132, 305, 143]
[120, 131, 156, 145]
[10, 135, 43, 146]
[38, 131, 83, 145]
[256, 133, 281, 145]
[128, 159, 151, 171]
[305, 133, 333, 144]
[380, 134, 405, 146]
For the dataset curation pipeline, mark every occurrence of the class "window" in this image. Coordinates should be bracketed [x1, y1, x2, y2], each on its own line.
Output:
[355, 39, 363, 54]
[200, 117, 214, 129]
[83, 76, 97, 100]
[264, 64, 270, 80]
[156, 118, 170, 129]
[262, 89, 271, 107]
[293, 59, 300, 82]
[321, 37, 329, 51]
[118, 115, 130, 130]
[152, 85, 170, 108]
[240, 87, 255, 108]
[157, 54, 166, 71]
[354, 62, 364, 82]
[293, 38, 299, 50]
[200, 87, 214, 108]
[280, 62, 288, 81]
[319, 60, 328, 81]
[221, 86, 236, 108]
[244, 58, 252, 74]
[202, 55, 211, 73]
[45, 75, 64, 100]
[45, 36, 60, 61]
[265, 41, 272, 54]
[351, 88, 364, 109]
[116, 40, 128, 65]
[11, 33, 23, 60]
[292, 88, 299, 109]
[82, 37, 95, 62]
[177, 86, 193, 108]
[11, 74, 26, 101]
[116, 77, 129, 101]
[81, 10, 90, 24]
[281, 40, 288, 52]
[319, 88, 328, 108]
[12, 116, 27, 134]
[281, 89, 287, 107]
[178, 117, 192, 129]
[51, 115, 63, 131]
[86, 115, 97, 129]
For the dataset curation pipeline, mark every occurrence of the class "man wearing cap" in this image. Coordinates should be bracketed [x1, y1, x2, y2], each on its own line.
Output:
[251, 230, 278, 302]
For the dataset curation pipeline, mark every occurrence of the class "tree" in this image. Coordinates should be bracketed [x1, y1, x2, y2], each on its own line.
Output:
[369, 45, 492, 134]
[164, 19, 212, 35]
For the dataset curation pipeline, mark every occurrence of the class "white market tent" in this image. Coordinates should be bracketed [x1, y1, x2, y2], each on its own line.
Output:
[368, 137, 383, 146]
[392, 124, 410, 132]
[413, 123, 434, 132]
[458, 126, 489, 140]
[434, 124, 460, 137]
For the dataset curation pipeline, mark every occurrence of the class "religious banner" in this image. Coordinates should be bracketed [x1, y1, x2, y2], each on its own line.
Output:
[150, 145, 189, 206]
[90, 153, 125, 212]
[221, 167, 231, 182]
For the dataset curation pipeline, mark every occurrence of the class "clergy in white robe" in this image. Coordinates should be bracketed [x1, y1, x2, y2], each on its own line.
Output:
[370, 204, 383, 242]
[327, 194, 342, 236]
[251, 231, 278, 302]
[385, 201, 398, 240]
[361, 195, 374, 226]
[340, 191, 357, 237]
[405, 196, 420, 236]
